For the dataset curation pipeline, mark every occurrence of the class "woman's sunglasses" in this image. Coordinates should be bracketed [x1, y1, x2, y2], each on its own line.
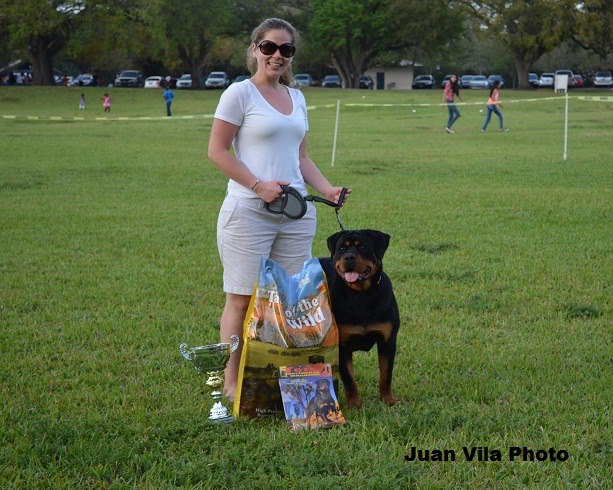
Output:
[257, 40, 296, 58]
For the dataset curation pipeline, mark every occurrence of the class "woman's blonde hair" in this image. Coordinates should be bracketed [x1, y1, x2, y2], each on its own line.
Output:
[246, 18, 297, 86]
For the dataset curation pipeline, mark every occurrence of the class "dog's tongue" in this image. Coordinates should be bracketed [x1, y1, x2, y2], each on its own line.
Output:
[344, 272, 360, 283]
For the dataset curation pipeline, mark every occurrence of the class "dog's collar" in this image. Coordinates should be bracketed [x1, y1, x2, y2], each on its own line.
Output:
[375, 269, 383, 286]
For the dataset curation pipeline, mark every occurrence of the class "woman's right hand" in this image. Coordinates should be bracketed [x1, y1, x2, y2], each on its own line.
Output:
[253, 180, 289, 204]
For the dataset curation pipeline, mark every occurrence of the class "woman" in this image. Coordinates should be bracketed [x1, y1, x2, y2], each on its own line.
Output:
[442, 74, 463, 134]
[481, 80, 508, 132]
[207, 18, 349, 400]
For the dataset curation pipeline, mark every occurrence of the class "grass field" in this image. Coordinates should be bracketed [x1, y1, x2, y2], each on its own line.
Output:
[1, 85, 611, 489]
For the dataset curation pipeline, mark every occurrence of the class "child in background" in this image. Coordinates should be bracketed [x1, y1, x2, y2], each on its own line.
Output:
[481, 80, 508, 132]
[442, 74, 463, 134]
[163, 86, 174, 116]
[102, 93, 111, 113]
[79, 93, 85, 110]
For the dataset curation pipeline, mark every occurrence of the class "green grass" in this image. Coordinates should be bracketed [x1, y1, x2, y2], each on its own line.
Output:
[1, 86, 611, 488]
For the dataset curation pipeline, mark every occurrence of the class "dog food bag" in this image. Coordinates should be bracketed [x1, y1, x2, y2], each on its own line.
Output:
[234, 257, 339, 418]
[245, 257, 337, 348]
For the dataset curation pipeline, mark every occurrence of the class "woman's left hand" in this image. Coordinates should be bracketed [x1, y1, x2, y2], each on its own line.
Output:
[326, 186, 351, 207]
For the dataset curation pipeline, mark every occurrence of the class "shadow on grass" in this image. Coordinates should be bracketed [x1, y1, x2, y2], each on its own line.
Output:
[411, 243, 459, 254]
[563, 303, 602, 319]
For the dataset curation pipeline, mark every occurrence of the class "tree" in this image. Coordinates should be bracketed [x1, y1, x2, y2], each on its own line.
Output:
[455, 23, 515, 79]
[307, 0, 464, 88]
[65, 0, 165, 79]
[160, 0, 232, 89]
[459, 0, 567, 89]
[307, 0, 391, 88]
[0, 0, 83, 84]
[387, 0, 465, 72]
[0, 0, 163, 85]
[569, 0, 613, 61]
[0, 11, 12, 68]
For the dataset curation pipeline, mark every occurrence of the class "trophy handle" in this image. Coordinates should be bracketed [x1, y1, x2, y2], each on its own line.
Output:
[179, 342, 192, 361]
[230, 334, 240, 354]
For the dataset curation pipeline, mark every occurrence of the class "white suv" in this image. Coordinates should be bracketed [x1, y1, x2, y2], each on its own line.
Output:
[205, 71, 230, 89]
[593, 71, 612, 88]
[294, 73, 312, 88]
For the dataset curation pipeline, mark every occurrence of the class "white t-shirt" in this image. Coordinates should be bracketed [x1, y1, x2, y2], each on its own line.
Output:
[214, 79, 309, 199]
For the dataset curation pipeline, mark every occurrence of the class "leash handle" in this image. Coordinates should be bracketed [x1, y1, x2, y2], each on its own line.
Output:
[305, 187, 348, 209]
[336, 187, 348, 209]
[268, 185, 347, 229]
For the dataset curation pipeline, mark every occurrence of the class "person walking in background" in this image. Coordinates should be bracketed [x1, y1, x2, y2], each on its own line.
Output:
[102, 93, 111, 113]
[163, 86, 174, 116]
[79, 93, 85, 110]
[442, 74, 463, 134]
[481, 80, 508, 132]
[207, 17, 350, 401]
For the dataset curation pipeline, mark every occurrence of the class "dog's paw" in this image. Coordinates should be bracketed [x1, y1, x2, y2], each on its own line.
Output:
[381, 393, 398, 406]
[345, 395, 363, 409]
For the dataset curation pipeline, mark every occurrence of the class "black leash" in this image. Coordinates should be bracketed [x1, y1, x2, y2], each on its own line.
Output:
[304, 187, 347, 230]
[266, 186, 347, 230]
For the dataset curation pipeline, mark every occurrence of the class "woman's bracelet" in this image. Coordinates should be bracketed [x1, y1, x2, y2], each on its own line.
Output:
[251, 179, 260, 190]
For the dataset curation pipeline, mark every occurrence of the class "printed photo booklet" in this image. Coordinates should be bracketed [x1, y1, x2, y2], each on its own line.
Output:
[278, 363, 346, 430]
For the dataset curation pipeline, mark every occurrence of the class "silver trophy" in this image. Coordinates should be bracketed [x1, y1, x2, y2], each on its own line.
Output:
[180, 335, 240, 423]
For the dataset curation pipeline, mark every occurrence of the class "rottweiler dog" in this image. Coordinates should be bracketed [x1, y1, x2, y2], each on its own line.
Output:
[305, 378, 337, 423]
[320, 229, 400, 408]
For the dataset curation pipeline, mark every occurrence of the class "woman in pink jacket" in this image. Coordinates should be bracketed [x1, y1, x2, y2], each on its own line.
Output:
[442, 74, 463, 134]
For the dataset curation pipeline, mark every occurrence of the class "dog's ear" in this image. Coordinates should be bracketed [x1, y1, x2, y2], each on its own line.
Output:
[365, 230, 391, 260]
[326, 231, 345, 255]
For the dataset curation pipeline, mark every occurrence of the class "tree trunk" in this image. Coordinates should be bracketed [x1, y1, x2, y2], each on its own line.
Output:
[28, 23, 69, 86]
[178, 39, 208, 89]
[514, 57, 531, 89]
[29, 37, 56, 85]
[190, 61, 201, 89]
[512, 41, 547, 90]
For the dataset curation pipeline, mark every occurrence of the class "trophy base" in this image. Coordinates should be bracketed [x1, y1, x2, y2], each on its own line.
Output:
[209, 414, 234, 424]
[209, 400, 234, 423]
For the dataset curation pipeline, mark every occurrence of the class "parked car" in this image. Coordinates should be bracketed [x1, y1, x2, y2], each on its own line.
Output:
[161, 76, 177, 89]
[529, 72, 540, 88]
[322, 75, 341, 88]
[554, 69, 575, 88]
[70, 73, 95, 87]
[487, 75, 504, 88]
[359, 74, 374, 89]
[539, 73, 555, 88]
[232, 75, 249, 83]
[144, 76, 163, 88]
[593, 71, 612, 88]
[440, 74, 452, 88]
[56, 75, 73, 86]
[11, 71, 32, 84]
[459, 75, 474, 88]
[114, 70, 144, 87]
[176, 74, 193, 89]
[412, 75, 435, 89]
[294, 73, 312, 88]
[572, 74, 584, 88]
[469, 75, 489, 89]
[53, 69, 73, 86]
[205, 71, 230, 89]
